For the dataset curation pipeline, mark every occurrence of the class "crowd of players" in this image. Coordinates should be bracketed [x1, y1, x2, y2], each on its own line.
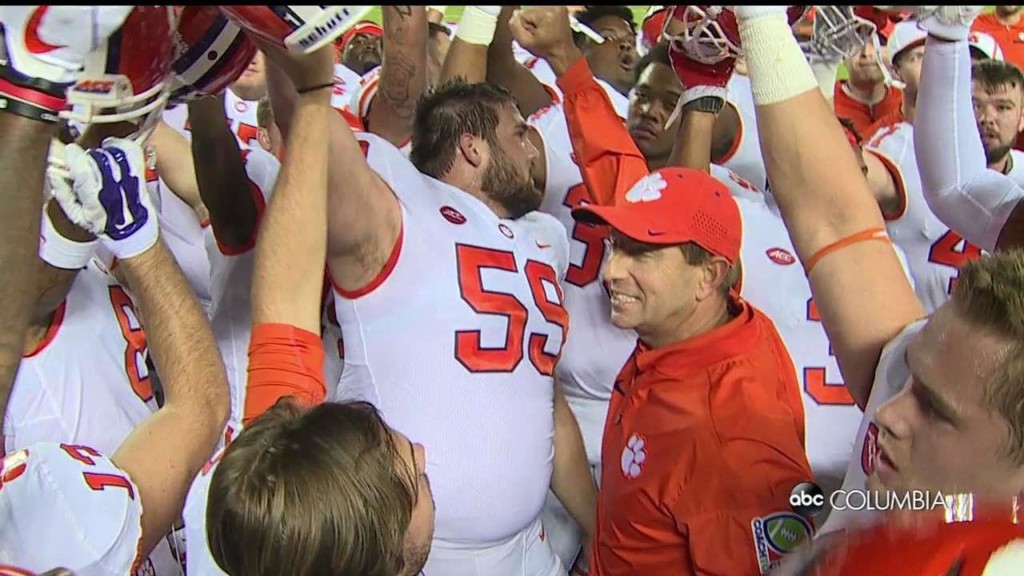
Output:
[3, 4, 1024, 575]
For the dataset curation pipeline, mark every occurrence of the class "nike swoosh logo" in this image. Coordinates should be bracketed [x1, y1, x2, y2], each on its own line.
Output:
[25, 6, 67, 55]
[647, 230, 667, 236]
[536, 241, 551, 249]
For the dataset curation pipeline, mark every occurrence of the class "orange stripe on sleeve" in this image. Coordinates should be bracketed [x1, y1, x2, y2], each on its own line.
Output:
[244, 323, 326, 425]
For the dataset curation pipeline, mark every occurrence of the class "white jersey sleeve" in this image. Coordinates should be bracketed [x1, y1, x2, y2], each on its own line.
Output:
[205, 147, 280, 429]
[915, 37, 1024, 253]
[0, 443, 143, 575]
[816, 320, 926, 536]
[182, 444, 230, 576]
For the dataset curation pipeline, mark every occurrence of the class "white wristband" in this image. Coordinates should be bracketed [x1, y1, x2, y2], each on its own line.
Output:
[39, 207, 96, 270]
[738, 14, 819, 106]
[454, 6, 501, 46]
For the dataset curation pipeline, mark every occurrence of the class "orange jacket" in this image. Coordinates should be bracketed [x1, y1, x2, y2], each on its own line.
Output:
[833, 81, 903, 139]
[555, 58, 813, 575]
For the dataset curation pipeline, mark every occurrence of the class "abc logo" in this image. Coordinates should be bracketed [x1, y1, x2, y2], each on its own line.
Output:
[789, 482, 826, 517]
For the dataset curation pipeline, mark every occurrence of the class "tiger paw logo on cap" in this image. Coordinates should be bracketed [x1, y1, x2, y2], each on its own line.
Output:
[625, 173, 667, 203]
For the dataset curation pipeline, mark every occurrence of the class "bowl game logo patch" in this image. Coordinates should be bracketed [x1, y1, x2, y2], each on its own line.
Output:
[751, 512, 814, 574]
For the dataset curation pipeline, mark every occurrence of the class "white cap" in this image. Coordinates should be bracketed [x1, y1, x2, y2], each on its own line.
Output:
[886, 19, 928, 63]
[968, 30, 1005, 61]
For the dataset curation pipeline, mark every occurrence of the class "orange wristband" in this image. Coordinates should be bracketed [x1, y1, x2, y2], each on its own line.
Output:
[804, 226, 891, 275]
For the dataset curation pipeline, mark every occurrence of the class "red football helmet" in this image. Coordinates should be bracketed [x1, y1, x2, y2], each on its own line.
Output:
[662, 6, 809, 65]
[640, 6, 668, 54]
[59, 6, 176, 141]
[218, 6, 375, 55]
[775, 505, 1024, 575]
[169, 6, 258, 104]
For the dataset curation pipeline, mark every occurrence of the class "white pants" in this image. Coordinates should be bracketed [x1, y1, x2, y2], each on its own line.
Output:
[422, 516, 566, 576]
[541, 396, 607, 571]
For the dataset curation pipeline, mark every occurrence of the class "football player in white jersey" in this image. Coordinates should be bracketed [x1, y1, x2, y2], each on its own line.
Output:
[0, 38, 228, 569]
[729, 4, 1024, 537]
[185, 41, 433, 576]
[262, 21, 597, 573]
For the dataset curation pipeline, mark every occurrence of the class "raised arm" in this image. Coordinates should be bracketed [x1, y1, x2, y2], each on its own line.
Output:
[244, 44, 336, 423]
[440, 6, 501, 84]
[734, 6, 924, 408]
[264, 42, 401, 296]
[364, 6, 429, 146]
[913, 10, 1024, 252]
[511, 7, 647, 207]
[488, 6, 559, 117]
[188, 94, 260, 250]
[147, 120, 208, 223]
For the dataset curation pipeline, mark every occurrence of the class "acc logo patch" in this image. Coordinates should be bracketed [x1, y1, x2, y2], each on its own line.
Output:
[766, 247, 796, 266]
[751, 512, 813, 574]
[439, 206, 466, 225]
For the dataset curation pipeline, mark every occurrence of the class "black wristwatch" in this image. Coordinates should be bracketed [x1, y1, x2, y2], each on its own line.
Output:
[683, 96, 726, 115]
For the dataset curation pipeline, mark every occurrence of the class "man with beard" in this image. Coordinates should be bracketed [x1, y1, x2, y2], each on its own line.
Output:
[972, 59, 1024, 181]
[338, 20, 383, 76]
[266, 39, 572, 570]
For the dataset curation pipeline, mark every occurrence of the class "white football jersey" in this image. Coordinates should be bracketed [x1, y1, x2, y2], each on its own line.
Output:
[0, 443, 143, 574]
[1006, 149, 1024, 186]
[332, 133, 569, 545]
[817, 320, 925, 535]
[866, 122, 984, 314]
[154, 177, 213, 316]
[4, 262, 155, 455]
[161, 89, 261, 151]
[182, 443, 230, 576]
[330, 62, 363, 117]
[729, 181, 868, 506]
[203, 147, 279, 429]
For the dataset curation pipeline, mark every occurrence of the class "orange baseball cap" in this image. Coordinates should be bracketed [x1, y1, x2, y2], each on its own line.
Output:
[572, 167, 742, 265]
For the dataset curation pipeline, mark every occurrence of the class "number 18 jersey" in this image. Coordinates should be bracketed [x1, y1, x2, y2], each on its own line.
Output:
[331, 133, 570, 545]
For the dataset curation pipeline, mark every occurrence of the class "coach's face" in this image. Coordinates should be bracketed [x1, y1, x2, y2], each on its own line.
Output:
[869, 304, 1024, 498]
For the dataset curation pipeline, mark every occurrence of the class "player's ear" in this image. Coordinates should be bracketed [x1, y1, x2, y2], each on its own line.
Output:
[458, 133, 484, 168]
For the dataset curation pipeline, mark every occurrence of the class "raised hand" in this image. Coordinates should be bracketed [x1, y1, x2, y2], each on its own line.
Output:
[508, 6, 577, 63]
[913, 6, 986, 41]
[50, 138, 158, 260]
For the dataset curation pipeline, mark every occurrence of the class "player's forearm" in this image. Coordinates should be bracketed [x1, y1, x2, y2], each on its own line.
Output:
[551, 387, 597, 538]
[253, 88, 333, 332]
[30, 201, 93, 324]
[119, 241, 228, 435]
[442, 38, 490, 84]
[670, 109, 717, 173]
[150, 121, 206, 219]
[370, 6, 428, 144]
[487, 7, 555, 117]
[557, 58, 648, 206]
[0, 114, 52, 430]
[189, 95, 260, 249]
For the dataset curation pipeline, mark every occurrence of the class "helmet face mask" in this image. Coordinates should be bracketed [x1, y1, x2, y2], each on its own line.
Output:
[661, 5, 810, 65]
[808, 6, 879, 63]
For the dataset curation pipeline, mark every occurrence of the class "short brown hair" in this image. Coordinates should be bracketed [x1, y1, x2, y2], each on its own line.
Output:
[953, 250, 1024, 464]
[973, 59, 1024, 97]
[206, 399, 417, 576]
[680, 242, 741, 296]
[409, 78, 517, 179]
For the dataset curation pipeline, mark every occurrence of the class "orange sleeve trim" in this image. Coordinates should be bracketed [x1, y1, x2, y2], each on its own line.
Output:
[331, 223, 404, 299]
[555, 57, 597, 98]
[542, 83, 562, 104]
[244, 323, 326, 425]
[804, 226, 891, 276]
[866, 149, 908, 221]
[23, 301, 66, 358]
[215, 176, 268, 256]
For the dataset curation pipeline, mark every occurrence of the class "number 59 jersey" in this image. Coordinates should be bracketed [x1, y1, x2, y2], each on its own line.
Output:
[331, 133, 570, 545]
[0, 443, 143, 574]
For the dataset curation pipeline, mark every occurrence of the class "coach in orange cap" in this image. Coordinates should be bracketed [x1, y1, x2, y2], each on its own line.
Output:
[572, 168, 815, 576]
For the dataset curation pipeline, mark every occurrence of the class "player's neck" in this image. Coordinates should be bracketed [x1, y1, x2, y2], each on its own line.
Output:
[989, 150, 1013, 175]
[645, 152, 670, 172]
[844, 79, 885, 106]
[996, 10, 1023, 26]
[641, 298, 733, 350]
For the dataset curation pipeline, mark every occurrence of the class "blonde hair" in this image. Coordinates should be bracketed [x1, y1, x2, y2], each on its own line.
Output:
[206, 399, 417, 576]
[953, 249, 1024, 464]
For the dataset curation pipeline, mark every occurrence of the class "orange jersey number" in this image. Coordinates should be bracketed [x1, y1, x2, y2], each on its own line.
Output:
[455, 245, 568, 375]
[108, 286, 153, 403]
[804, 298, 855, 406]
[928, 230, 983, 294]
[562, 184, 606, 287]
[60, 444, 136, 499]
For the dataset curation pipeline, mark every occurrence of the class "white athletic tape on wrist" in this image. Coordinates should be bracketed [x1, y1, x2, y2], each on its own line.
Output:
[738, 14, 819, 106]
[39, 207, 96, 270]
[454, 6, 501, 46]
